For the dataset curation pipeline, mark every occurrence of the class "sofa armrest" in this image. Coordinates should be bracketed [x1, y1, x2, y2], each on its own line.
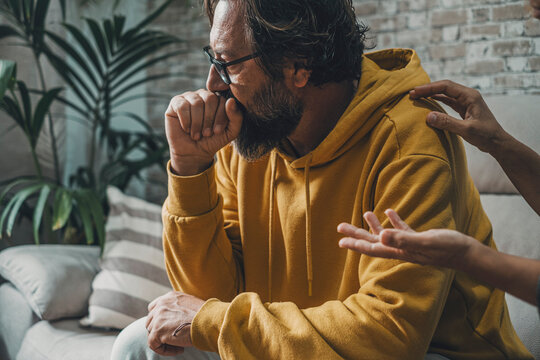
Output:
[0, 245, 100, 320]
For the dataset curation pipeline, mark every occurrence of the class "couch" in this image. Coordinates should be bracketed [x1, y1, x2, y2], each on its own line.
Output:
[0, 95, 539, 359]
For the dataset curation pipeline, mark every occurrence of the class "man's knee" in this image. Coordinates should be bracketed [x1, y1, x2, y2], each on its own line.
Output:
[111, 317, 153, 360]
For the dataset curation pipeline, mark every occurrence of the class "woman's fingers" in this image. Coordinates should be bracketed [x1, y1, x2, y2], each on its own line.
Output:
[363, 211, 384, 235]
[339, 237, 403, 259]
[337, 223, 378, 243]
[384, 209, 413, 231]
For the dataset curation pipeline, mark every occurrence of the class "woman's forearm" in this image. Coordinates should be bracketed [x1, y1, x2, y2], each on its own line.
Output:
[490, 133, 540, 216]
[462, 241, 540, 306]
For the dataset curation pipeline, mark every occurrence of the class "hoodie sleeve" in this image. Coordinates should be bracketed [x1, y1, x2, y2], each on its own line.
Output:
[162, 157, 243, 301]
[190, 154, 457, 359]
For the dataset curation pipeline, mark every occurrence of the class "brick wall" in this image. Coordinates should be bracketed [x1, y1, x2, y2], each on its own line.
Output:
[355, 0, 540, 95]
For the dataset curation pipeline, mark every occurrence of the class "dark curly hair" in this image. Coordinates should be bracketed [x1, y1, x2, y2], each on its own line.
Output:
[203, 0, 368, 86]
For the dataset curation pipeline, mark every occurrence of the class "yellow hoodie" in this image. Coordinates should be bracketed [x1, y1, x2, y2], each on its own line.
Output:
[163, 49, 532, 359]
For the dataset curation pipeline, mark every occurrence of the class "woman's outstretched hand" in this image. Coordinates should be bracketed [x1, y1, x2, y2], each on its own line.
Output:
[337, 209, 475, 270]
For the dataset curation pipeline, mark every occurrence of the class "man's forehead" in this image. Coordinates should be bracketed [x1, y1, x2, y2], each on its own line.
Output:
[209, 0, 248, 57]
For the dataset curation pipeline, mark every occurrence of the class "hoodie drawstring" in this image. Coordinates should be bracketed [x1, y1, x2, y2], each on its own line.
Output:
[304, 154, 313, 297]
[268, 152, 277, 302]
[268, 152, 314, 300]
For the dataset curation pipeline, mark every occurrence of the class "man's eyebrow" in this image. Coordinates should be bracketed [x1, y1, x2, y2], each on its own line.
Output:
[212, 47, 237, 59]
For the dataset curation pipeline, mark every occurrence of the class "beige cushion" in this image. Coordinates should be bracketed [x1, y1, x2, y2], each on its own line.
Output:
[80, 187, 171, 330]
[0, 245, 100, 321]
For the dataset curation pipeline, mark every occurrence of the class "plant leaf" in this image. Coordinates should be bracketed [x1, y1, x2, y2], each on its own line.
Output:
[32, 184, 51, 244]
[6, 0, 22, 22]
[0, 59, 16, 99]
[113, 15, 125, 42]
[52, 187, 73, 230]
[0, 194, 19, 239]
[57, 0, 66, 20]
[122, 0, 174, 41]
[16, 81, 33, 139]
[45, 30, 100, 88]
[0, 24, 20, 40]
[81, 189, 105, 250]
[43, 49, 94, 109]
[62, 23, 103, 76]
[1, 95, 25, 129]
[103, 19, 114, 55]
[45, 92, 88, 117]
[85, 18, 109, 65]
[72, 192, 94, 245]
[110, 73, 182, 102]
[0, 177, 38, 205]
[109, 35, 178, 78]
[32, 87, 62, 141]
[5, 183, 43, 237]
[113, 31, 176, 64]
[32, 0, 51, 51]
[21, 0, 32, 29]
[110, 49, 186, 91]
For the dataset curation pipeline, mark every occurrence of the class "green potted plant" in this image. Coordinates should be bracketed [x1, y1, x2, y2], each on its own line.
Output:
[0, 0, 182, 249]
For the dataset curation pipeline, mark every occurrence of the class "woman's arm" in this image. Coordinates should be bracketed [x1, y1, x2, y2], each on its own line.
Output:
[338, 209, 540, 306]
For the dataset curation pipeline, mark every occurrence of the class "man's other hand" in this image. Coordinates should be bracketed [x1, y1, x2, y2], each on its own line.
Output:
[337, 209, 476, 271]
[145, 291, 205, 356]
[165, 90, 243, 176]
[409, 80, 509, 155]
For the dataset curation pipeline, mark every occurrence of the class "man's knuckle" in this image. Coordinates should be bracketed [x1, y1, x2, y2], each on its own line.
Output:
[191, 97, 204, 107]
[177, 99, 190, 112]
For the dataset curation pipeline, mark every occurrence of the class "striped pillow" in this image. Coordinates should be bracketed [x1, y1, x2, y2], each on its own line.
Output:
[80, 187, 171, 329]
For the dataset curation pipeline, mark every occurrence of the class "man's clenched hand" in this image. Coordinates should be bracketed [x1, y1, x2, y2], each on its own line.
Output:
[165, 89, 243, 176]
[145, 291, 206, 356]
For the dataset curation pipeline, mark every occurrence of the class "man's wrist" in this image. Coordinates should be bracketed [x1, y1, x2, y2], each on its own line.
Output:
[171, 156, 213, 176]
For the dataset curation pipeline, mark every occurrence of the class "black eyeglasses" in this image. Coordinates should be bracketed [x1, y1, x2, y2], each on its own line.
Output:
[203, 45, 259, 85]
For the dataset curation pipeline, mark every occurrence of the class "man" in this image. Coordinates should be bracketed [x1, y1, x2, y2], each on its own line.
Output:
[112, 0, 532, 358]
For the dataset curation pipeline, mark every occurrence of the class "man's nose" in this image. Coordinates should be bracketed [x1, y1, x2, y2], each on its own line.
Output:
[206, 65, 229, 93]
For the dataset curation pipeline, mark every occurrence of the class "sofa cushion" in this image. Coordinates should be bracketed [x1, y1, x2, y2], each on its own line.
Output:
[0, 283, 39, 360]
[80, 187, 171, 330]
[0, 245, 100, 321]
[480, 193, 540, 358]
[16, 319, 118, 360]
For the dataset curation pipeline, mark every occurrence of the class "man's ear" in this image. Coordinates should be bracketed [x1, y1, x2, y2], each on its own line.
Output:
[292, 61, 311, 88]
[283, 59, 311, 88]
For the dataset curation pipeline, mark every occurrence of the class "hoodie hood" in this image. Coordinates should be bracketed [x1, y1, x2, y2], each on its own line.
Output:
[286, 48, 431, 169]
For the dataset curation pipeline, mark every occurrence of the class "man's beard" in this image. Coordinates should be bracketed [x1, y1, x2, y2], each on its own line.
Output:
[222, 80, 303, 161]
